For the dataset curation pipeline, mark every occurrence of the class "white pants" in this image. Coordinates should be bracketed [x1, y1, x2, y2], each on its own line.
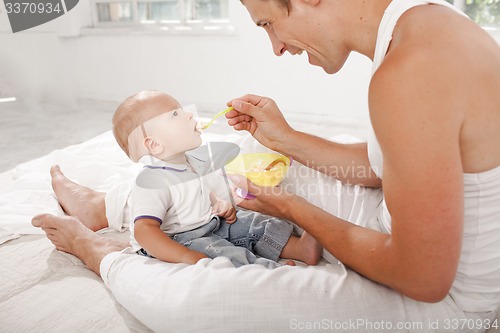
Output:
[100, 142, 495, 332]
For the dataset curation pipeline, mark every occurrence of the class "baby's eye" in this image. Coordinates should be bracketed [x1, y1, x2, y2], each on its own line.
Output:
[172, 110, 178, 117]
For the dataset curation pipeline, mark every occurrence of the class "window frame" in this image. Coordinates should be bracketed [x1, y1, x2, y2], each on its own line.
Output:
[89, 0, 235, 35]
[448, 0, 500, 29]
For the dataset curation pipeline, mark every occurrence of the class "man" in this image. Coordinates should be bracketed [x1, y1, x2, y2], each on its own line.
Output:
[34, 0, 500, 331]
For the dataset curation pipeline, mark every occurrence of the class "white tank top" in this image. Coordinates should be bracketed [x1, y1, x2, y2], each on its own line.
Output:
[368, 0, 500, 312]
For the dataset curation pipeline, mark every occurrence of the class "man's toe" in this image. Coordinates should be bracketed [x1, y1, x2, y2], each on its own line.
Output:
[31, 213, 56, 228]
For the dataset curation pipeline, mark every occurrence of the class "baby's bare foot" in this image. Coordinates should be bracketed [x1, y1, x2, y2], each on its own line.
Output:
[300, 232, 323, 265]
[50, 165, 108, 231]
[32, 214, 127, 275]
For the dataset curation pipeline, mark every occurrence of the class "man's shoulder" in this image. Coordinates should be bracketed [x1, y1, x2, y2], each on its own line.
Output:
[369, 41, 453, 109]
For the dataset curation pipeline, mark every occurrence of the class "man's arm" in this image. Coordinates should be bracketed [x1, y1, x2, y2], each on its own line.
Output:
[228, 95, 381, 187]
[303, 51, 463, 301]
[134, 218, 207, 264]
[235, 51, 464, 301]
[367, 48, 464, 300]
[279, 131, 381, 187]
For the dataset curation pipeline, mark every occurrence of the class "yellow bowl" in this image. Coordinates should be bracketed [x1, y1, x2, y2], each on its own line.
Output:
[224, 153, 291, 187]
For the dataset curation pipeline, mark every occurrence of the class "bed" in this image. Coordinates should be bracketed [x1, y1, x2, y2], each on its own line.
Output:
[1, 130, 498, 332]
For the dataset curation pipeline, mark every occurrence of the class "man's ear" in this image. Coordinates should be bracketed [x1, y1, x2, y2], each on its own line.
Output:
[144, 137, 163, 155]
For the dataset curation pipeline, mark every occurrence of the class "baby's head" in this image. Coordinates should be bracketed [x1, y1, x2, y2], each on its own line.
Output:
[112, 91, 202, 162]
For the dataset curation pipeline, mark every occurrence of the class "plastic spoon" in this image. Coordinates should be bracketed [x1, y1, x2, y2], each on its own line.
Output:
[201, 106, 234, 130]
[263, 158, 288, 171]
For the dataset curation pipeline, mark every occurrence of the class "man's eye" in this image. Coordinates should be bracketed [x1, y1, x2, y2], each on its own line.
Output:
[258, 21, 271, 28]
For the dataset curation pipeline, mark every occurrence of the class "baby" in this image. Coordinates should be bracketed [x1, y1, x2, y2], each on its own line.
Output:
[112, 90, 322, 268]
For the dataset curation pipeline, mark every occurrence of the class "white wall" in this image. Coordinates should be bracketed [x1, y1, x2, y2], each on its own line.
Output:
[0, 1, 372, 123]
[0, 2, 85, 107]
[2, 1, 499, 123]
[70, 2, 372, 122]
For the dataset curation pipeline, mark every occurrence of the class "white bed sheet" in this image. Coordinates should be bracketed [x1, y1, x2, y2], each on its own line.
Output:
[0, 131, 159, 332]
[0, 130, 359, 332]
[1, 131, 498, 332]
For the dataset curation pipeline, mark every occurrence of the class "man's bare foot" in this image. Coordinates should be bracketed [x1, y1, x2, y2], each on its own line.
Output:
[50, 165, 108, 231]
[32, 214, 127, 276]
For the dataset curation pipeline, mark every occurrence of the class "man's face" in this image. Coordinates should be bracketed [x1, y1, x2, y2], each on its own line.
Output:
[242, 0, 350, 74]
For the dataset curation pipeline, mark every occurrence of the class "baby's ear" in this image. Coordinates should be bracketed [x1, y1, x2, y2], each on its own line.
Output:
[144, 137, 163, 154]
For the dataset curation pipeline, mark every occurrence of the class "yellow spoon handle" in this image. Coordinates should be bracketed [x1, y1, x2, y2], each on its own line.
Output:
[202, 106, 234, 130]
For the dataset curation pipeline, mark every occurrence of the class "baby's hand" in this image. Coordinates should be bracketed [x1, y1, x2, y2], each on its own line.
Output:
[212, 200, 237, 224]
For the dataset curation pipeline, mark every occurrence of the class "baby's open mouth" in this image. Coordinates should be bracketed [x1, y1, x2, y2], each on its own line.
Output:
[194, 122, 203, 133]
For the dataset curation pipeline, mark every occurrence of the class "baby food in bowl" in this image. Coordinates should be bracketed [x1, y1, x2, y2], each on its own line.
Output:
[224, 153, 291, 197]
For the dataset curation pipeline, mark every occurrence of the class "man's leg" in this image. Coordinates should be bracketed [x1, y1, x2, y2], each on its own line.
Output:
[99, 248, 468, 333]
[31, 214, 127, 276]
[50, 165, 108, 231]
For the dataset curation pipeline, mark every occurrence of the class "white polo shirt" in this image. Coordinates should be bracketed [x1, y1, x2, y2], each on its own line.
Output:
[129, 154, 216, 251]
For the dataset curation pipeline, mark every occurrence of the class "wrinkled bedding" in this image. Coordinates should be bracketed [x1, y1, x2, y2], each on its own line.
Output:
[1, 130, 498, 332]
[0, 131, 161, 331]
[0, 130, 357, 332]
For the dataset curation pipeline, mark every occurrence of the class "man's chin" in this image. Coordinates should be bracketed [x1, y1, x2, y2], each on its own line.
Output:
[319, 62, 343, 75]
[323, 66, 338, 75]
[308, 57, 336, 74]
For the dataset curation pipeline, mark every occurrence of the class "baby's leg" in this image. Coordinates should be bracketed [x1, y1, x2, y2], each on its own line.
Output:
[280, 231, 323, 265]
[226, 211, 294, 263]
[173, 218, 283, 268]
[229, 211, 321, 265]
[184, 234, 282, 268]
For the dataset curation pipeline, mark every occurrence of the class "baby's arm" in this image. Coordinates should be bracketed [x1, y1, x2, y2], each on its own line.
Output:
[134, 218, 207, 264]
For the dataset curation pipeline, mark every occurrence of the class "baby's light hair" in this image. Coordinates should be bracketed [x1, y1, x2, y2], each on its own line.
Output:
[112, 91, 180, 161]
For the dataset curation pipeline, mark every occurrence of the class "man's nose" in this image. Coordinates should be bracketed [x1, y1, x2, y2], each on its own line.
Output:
[268, 31, 286, 56]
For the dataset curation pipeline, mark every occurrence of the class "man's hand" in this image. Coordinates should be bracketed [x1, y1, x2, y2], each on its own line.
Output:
[212, 200, 237, 224]
[226, 94, 294, 152]
[229, 174, 295, 221]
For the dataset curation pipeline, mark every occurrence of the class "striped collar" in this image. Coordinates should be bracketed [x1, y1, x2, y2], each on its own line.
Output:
[139, 154, 205, 173]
